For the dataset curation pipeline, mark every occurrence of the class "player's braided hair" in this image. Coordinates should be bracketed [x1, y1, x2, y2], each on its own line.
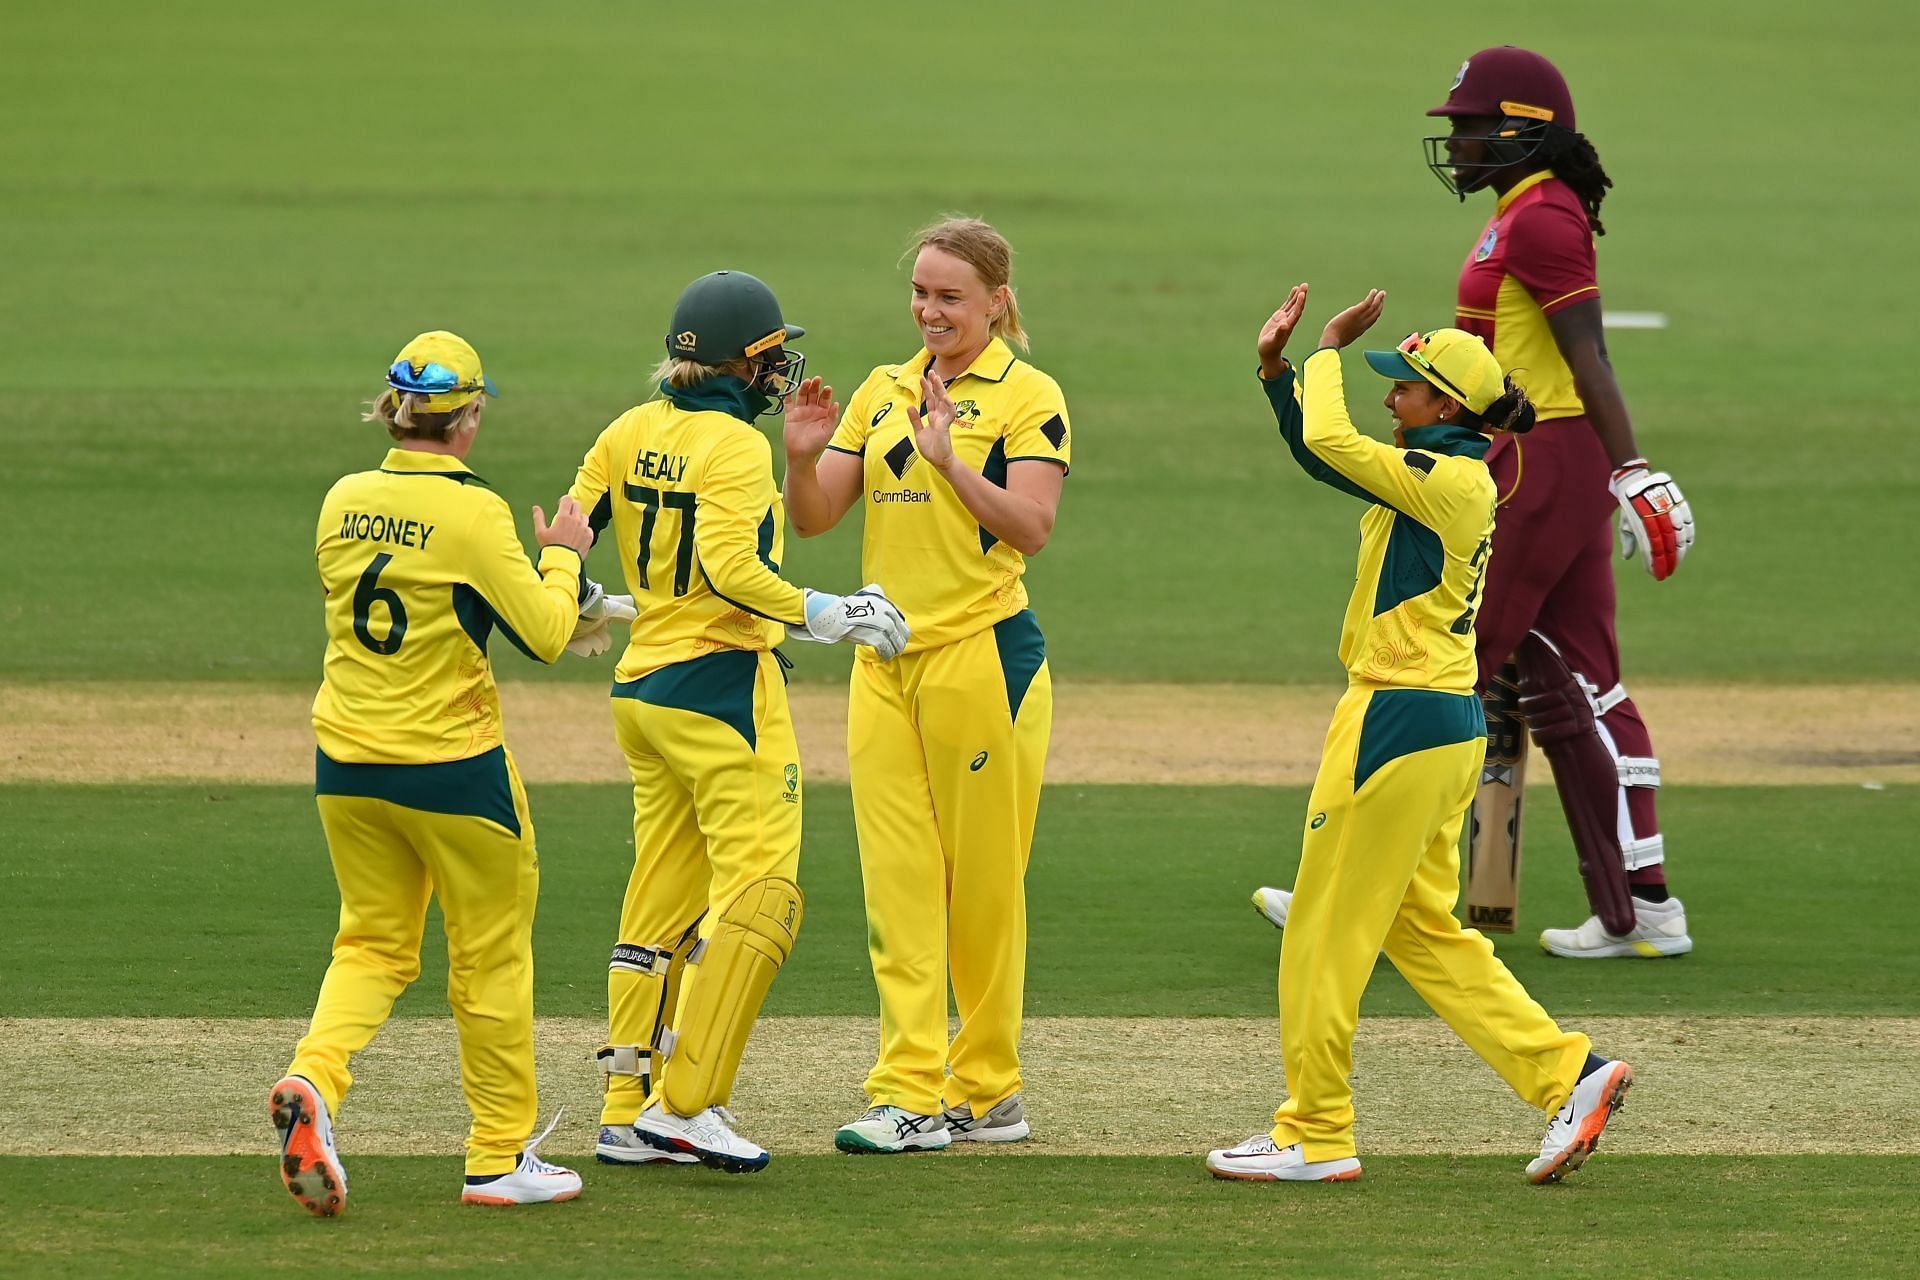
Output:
[1539, 127, 1612, 236]
[1460, 375, 1536, 435]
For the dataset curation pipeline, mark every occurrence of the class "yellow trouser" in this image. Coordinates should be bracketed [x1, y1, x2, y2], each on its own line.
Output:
[291, 746, 539, 1178]
[601, 649, 802, 1125]
[1272, 685, 1590, 1161]
[850, 610, 1052, 1117]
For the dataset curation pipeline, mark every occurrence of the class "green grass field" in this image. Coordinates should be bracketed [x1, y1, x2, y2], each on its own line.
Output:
[7, 1156, 1915, 1279]
[4, 2, 1915, 1274]
[4, 782, 1916, 1019]
[3, 0, 1916, 684]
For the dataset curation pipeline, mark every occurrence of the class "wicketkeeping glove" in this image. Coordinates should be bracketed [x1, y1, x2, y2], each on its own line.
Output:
[1608, 459, 1694, 581]
[792, 585, 911, 661]
[566, 581, 638, 658]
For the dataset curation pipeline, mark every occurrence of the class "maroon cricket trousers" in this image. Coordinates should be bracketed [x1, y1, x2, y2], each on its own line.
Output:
[1475, 417, 1665, 885]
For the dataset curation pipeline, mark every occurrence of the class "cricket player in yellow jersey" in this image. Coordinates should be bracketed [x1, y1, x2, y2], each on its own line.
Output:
[783, 218, 1069, 1153]
[272, 331, 614, 1215]
[1206, 286, 1632, 1186]
[573, 271, 909, 1173]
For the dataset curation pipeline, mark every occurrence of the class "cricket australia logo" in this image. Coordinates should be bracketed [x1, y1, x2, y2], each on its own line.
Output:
[783, 762, 799, 803]
[953, 399, 982, 426]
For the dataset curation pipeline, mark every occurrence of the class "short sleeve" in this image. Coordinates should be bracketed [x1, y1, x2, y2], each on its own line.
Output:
[1004, 376, 1071, 474]
[1505, 198, 1599, 316]
[827, 367, 892, 456]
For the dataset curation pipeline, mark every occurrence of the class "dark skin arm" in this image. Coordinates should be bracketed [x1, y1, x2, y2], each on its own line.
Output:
[1547, 296, 1640, 467]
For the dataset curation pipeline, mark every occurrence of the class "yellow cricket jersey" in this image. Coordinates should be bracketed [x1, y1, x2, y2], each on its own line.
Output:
[1265, 349, 1496, 694]
[571, 380, 806, 683]
[312, 448, 585, 764]
[826, 337, 1071, 655]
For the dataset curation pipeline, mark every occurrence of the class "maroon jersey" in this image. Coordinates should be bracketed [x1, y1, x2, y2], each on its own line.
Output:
[1455, 171, 1598, 422]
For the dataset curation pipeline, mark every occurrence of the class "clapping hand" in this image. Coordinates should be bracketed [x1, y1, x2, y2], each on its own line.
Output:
[907, 372, 958, 472]
[1257, 282, 1310, 378]
[1319, 289, 1387, 350]
[782, 376, 841, 462]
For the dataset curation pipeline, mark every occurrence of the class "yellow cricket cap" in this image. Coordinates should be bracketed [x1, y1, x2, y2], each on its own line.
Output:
[386, 331, 498, 413]
[1364, 328, 1503, 415]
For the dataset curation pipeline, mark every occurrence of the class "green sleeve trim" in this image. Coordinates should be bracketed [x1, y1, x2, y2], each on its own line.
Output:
[1261, 369, 1376, 504]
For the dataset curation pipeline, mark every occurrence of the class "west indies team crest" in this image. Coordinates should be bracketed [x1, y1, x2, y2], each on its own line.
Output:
[1474, 225, 1499, 262]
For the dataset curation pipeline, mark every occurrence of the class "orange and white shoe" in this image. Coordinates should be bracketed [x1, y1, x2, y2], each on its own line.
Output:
[1206, 1135, 1360, 1182]
[462, 1113, 583, 1206]
[269, 1075, 348, 1218]
[1527, 1059, 1633, 1184]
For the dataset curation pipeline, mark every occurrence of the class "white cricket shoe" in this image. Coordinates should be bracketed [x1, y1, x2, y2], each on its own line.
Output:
[632, 1103, 770, 1173]
[595, 1123, 698, 1166]
[943, 1093, 1030, 1143]
[1206, 1134, 1361, 1182]
[269, 1074, 348, 1218]
[834, 1105, 952, 1154]
[1252, 886, 1292, 930]
[1540, 897, 1692, 958]
[1527, 1059, 1633, 1185]
[461, 1113, 583, 1205]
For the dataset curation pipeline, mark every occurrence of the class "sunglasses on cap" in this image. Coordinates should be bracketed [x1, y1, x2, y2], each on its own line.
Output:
[1394, 332, 1471, 404]
[387, 359, 493, 396]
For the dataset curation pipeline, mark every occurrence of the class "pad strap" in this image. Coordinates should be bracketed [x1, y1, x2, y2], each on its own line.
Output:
[609, 942, 674, 975]
[1617, 756, 1661, 789]
[1622, 833, 1666, 870]
[1591, 682, 1628, 716]
[596, 1044, 653, 1078]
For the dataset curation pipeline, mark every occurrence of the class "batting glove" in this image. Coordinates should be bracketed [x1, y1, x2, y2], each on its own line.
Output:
[794, 585, 911, 661]
[1608, 460, 1694, 581]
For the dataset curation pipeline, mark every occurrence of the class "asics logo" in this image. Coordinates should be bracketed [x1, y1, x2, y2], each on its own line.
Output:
[845, 602, 875, 619]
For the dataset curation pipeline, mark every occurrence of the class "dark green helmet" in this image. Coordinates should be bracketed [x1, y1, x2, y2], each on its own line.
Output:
[664, 270, 805, 365]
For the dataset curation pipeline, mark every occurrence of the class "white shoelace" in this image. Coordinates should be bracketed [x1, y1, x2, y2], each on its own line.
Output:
[520, 1109, 570, 1174]
[1238, 1134, 1279, 1155]
[687, 1106, 741, 1147]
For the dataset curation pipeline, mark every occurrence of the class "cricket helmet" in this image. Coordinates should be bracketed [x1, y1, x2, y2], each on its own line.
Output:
[664, 270, 806, 412]
[1423, 46, 1577, 198]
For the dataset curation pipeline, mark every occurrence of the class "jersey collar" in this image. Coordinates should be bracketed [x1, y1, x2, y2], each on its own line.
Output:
[380, 447, 482, 482]
[1495, 169, 1554, 214]
[1400, 423, 1490, 460]
[892, 336, 1019, 390]
[662, 375, 766, 423]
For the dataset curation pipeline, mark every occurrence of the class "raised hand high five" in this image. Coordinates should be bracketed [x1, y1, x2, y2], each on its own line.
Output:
[1318, 289, 1387, 350]
[1257, 282, 1310, 378]
[781, 376, 842, 463]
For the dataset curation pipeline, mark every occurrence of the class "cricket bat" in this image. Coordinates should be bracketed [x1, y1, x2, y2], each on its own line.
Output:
[1465, 660, 1528, 933]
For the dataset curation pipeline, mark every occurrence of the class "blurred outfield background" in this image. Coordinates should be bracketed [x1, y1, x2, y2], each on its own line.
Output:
[2, 0, 1912, 686]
